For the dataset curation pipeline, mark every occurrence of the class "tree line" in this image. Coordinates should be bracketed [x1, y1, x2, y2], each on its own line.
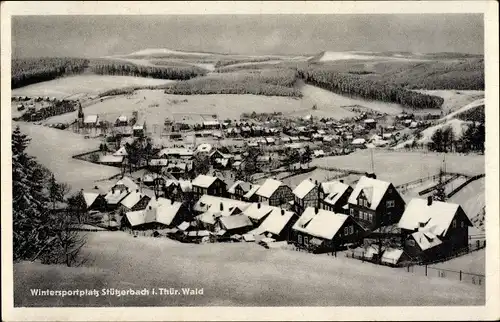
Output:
[12, 126, 87, 266]
[428, 123, 484, 153]
[297, 68, 444, 110]
[12, 57, 90, 89]
[89, 60, 207, 80]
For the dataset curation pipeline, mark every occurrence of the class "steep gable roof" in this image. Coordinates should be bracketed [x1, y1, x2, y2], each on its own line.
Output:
[348, 176, 391, 210]
[293, 179, 317, 199]
[293, 207, 349, 240]
[192, 174, 219, 188]
[256, 179, 286, 199]
[250, 208, 296, 236]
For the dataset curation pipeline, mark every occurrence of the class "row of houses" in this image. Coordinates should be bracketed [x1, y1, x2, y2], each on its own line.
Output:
[81, 172, 473, 264]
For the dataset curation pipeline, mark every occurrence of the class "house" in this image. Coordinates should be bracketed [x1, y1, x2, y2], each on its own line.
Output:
[84, 115, 98, 127]
[118, 190, 151, 214]
[133, 124, 145, 137]
[113, 177, 139, 193]
[162, 179, 192, 202]
[104, 189, 130, 211]
[248, 207, 298, 241]
[158, 147, 194, 160]
[363, 119, 377, 129]
[227, 181, 253, 200]
[216, 214, 254, 236]
[243, 184, 261, 202]
[351, 138, 366, 149]
[319, 180, 353, 214]
[195, 143, 213, 154]
[123, 197, 188, 230]
[116, 115, 128, 126]
[313, 150, 325, 158]
[241, 202, 276, 226]
[195, 198, 248, 231]
[348, 176, 406, 231]
[255, 179, 294, 207]
[193, 195, 250, 215]
[191, 174, 227, 200]
[292, 179, 319, 215]
[397, 197, 473, 262]
[202, 120, 220, 130]
[113, 146, 128, 157]
[98, 155, 123, 166]
[209, 150, 233, 164]
[291, 207, 364, 253]
[82, 191, 106, 211]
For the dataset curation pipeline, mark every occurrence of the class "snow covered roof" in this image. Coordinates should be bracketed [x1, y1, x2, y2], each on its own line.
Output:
[293, 207, 349, 240]
[251, 208, 295, 236]
[148, 198, 183, 226]
[265, 137, 275, 143]
[219, 214, 253, 230]
[120, 191, 148, 209]
[193, 195, 250, 214]
[192, 174, 219, 188]
[348, 176, 391, 210]
[84, 115, 98, 124]
[177, 221, 190, 231]
[364, 118, 376, 123]
[398, 198, 467, 236]
[243, 184, 261, 199]
[83, 192, 100, 207]
[256, 179, 285, 199]
[117, 115, 128, 122]
[351, 138, 366, 145]
[150, 159, 169, 166]
[313, 150, 325, 157]
[159, 147, 194, 157]
[227, 181, 252, 194]
[321, 181, 350, 207]
[99, 155, 123, 163]
[133, 125, 144, 130]
[126, 210, 148, 227]
[242, 203, 275, 221]
[187, 230, 212, 237]
[114, 177, 139, 192]
[196, 143, 213, 153]
[203, 120, 220, 126]
[381, 248, 406, 264]
[293, 179, 317, 199]
[411, 230, 443, 251]
[113, 146, 128, 157]
[104, 190, 129, 205]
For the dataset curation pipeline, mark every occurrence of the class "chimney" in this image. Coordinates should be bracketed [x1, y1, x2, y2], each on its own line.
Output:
[315, 180, 318, 185]
[258, 203, 261, 209]
[126, 187, 129, 192]
[340, 179, 344, 183]
[136, 189, 139, 193]
[112, 187, 115, 194]
[281, 209, 285, 216]
[315, 207, 319, 214]
[427, 196, 433, 206]
[171, 199, 175, 205]
[220, 202, 224, 211]
[149, 206, 152, 210]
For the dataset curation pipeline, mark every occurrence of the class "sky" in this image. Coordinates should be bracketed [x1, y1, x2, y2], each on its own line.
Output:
[12, 14, 484, 58]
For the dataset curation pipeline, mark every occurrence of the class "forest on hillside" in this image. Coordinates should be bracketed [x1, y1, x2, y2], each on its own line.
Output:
[163, 69, 301, 97]
[297, 68, 445, 109]
[12, 58, 90, 89]
[89, 59, 207, 80]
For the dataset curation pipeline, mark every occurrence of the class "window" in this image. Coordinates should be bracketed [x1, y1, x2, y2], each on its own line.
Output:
[386, 200, 395, 208]
[461, 221, 464, 228]
[452, 219, 457, 228]
[344, 227, 349, 235]
[304, 236, 309, 245]
[407, 239, 415, 247]
[350, 208, 354, 216]
[349, 225, 354, 234]
[368, 213, 373, 222]
[298, 235, 303, 244]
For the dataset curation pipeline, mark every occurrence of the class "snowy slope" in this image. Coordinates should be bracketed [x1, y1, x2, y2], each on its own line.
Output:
[441, 98, 485, 121]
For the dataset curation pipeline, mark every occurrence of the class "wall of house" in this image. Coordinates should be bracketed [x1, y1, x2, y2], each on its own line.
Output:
[294, 186, 319, 214]
[442, 210, 470, 252]
[375, 184, 406, 227]
[269, 186, 294, 207]
[207, 180, 227, 197]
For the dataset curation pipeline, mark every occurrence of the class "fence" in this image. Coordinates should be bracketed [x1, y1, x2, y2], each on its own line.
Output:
[403, 264, 485, 286]
[395, 173, 441, 193]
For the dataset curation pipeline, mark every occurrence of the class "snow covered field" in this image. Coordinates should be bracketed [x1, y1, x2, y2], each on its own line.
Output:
[13, 231, 484, 307]
[15, 123, 119, 192]
[430, 249, 485, 275]
[413, 90, 484, 116]
[312, 150, 484, 186]
[11, 75, 175, 99]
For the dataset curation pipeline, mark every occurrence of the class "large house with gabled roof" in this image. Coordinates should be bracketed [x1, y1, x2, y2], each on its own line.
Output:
[347, 176, 405, 230]
[255, 178, 294, 207]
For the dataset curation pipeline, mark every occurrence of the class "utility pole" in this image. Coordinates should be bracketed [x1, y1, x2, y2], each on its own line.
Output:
[370, 148, 375, 173]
